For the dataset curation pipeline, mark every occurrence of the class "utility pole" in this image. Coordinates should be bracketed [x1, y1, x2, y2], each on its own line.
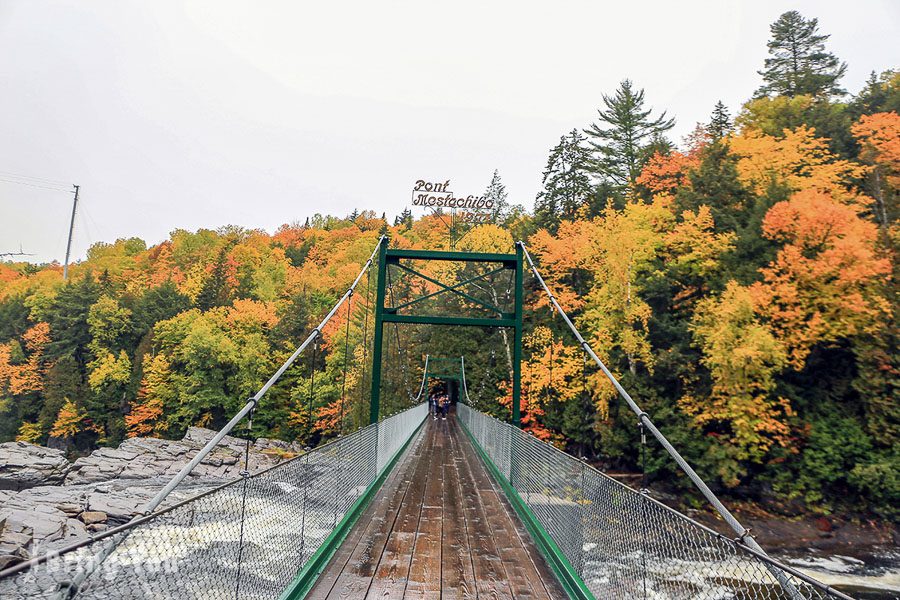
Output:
[63, 184, 79, 281]
[0, 244, 34, 260]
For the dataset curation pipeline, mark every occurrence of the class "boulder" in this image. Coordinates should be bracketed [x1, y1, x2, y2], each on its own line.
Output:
[0, 504, 88, 567]
[0, 442, 70, 491]
[79, 511, 107, 525]
[87, 488, 152, 523]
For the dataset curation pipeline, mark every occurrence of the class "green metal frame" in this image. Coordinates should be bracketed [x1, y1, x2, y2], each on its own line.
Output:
[457, 415, 595, 600]
[369, 244, 524, 426]
[279, 418, 426, 600]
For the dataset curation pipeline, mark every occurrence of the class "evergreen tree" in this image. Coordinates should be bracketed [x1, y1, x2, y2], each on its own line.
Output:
[134, 281, 191, 335]
[196, 247, 232, 311]
[534, 130, 593, 231]
[483, 169, 509, 223]
[0, 295, 29, 344]
[584, 80, 675, 188]
[756, 11, 847, 98]
[850, 70, 900, 117]
[46, 273, 101, 368]
[709, 101, 732, 140]
[393, 208, 413, 229]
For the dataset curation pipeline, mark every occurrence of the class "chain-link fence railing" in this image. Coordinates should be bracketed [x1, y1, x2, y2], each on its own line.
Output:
[0, 403, 426, 600]
[457, 402, 853, 600]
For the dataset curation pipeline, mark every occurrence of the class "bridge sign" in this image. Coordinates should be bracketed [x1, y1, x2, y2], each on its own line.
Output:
[411, 179, 494, 225]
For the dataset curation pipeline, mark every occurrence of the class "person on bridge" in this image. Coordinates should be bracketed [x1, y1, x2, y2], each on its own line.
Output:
[439, 394, 449, 420]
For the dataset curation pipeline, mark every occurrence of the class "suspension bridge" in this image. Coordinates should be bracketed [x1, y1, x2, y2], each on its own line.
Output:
[0, 237, 855, 599]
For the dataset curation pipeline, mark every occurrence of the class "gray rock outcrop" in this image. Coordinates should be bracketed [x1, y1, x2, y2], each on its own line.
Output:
[0, 442, 70, 491]
[0, 428, 303, 572]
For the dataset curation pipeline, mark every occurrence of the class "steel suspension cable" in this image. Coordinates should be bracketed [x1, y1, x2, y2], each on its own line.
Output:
[517, 240, 804, 599]
[339, 291, 353, 434]
[307, 337, 318, 425]
[360, 265, 373, 410]
[413, 354, 431, 403]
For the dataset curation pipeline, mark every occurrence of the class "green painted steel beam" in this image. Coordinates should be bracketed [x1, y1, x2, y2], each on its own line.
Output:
[513, 243, 523, 427]
[382, 313, 516, 328]
[391, 262, 504, 315]
[369, 240, 388, 424]
[391, 265, 507, 313]
[457, 416, 595, 600]
[385, 248, 517, 265]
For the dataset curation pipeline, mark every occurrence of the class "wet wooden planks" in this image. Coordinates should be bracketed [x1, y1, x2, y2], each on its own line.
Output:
[306, 414, 566, 600]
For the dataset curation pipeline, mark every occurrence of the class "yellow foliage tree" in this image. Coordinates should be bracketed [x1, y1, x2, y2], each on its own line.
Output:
[686, 281, 792, 486]
[852, 111, 900, 228]
[16, 421, 43, 443]
[50, 398, 89, 438]
[729, 126, 866, 203]
[88, 350, 132, 392]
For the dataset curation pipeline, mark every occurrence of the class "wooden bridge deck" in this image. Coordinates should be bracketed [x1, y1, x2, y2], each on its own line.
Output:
[307, 414, 566, 600]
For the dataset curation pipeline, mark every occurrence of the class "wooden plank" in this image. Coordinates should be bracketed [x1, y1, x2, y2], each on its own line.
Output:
[404, 420, 444, 599]
[455, 421, 558, 600]
[308, 429, 425, 600]
[447, 418, 515, 600]
[306, 417, 568, 600]
[364, 424, 436, 598]
[439, 418, 478, 600]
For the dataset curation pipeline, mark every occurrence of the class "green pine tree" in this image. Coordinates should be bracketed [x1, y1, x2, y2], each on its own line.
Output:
[708, 101, 732, 140]
[196, 247, 232, 311]
[584, 80, 675, 188]
[483, 169, 509, 223]
[393, 208, 413, 229]
[535, 129, 593, 231]
[850, 69, 900, 117]
[46, 273, 101, 368]
[756, 11, 847, 98]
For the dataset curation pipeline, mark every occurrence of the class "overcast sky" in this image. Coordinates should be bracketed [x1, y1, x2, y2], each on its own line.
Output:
[1, 1, 898, 264]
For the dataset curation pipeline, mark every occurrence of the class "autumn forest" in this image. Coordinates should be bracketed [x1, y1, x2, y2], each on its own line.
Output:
[0, 11, 897, 520]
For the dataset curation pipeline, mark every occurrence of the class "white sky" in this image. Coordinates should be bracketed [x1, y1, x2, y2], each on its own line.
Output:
[1, 1, 898, 264]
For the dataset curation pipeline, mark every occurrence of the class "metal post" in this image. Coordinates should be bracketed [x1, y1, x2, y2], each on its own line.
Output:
[63, 184, 79, 280]
[512, 242, 524, 427]
[369, 239, 388, 424]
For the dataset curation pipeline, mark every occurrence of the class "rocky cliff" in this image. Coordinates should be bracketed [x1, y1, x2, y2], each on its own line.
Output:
[0, 429, 303, 570]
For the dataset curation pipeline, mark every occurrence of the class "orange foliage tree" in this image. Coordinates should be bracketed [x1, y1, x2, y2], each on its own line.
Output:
[852, 111, 900, 228]
[751, 188, 891, 368]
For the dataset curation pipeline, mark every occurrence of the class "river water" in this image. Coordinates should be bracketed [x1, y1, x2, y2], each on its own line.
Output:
[777, 549, 900, 599]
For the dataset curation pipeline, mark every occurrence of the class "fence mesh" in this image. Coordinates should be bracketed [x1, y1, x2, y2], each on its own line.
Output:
[1, 403, 427, 600]
[457, 403, 850, 600]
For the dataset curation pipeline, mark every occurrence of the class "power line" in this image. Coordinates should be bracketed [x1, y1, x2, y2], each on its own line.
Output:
[0, 244, 34, 259]
[0, 170, 70, 187]
[0, 177, 72, 192]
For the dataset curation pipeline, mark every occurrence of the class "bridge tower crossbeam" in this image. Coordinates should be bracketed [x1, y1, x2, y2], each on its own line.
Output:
[369, 243, 524, 426]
